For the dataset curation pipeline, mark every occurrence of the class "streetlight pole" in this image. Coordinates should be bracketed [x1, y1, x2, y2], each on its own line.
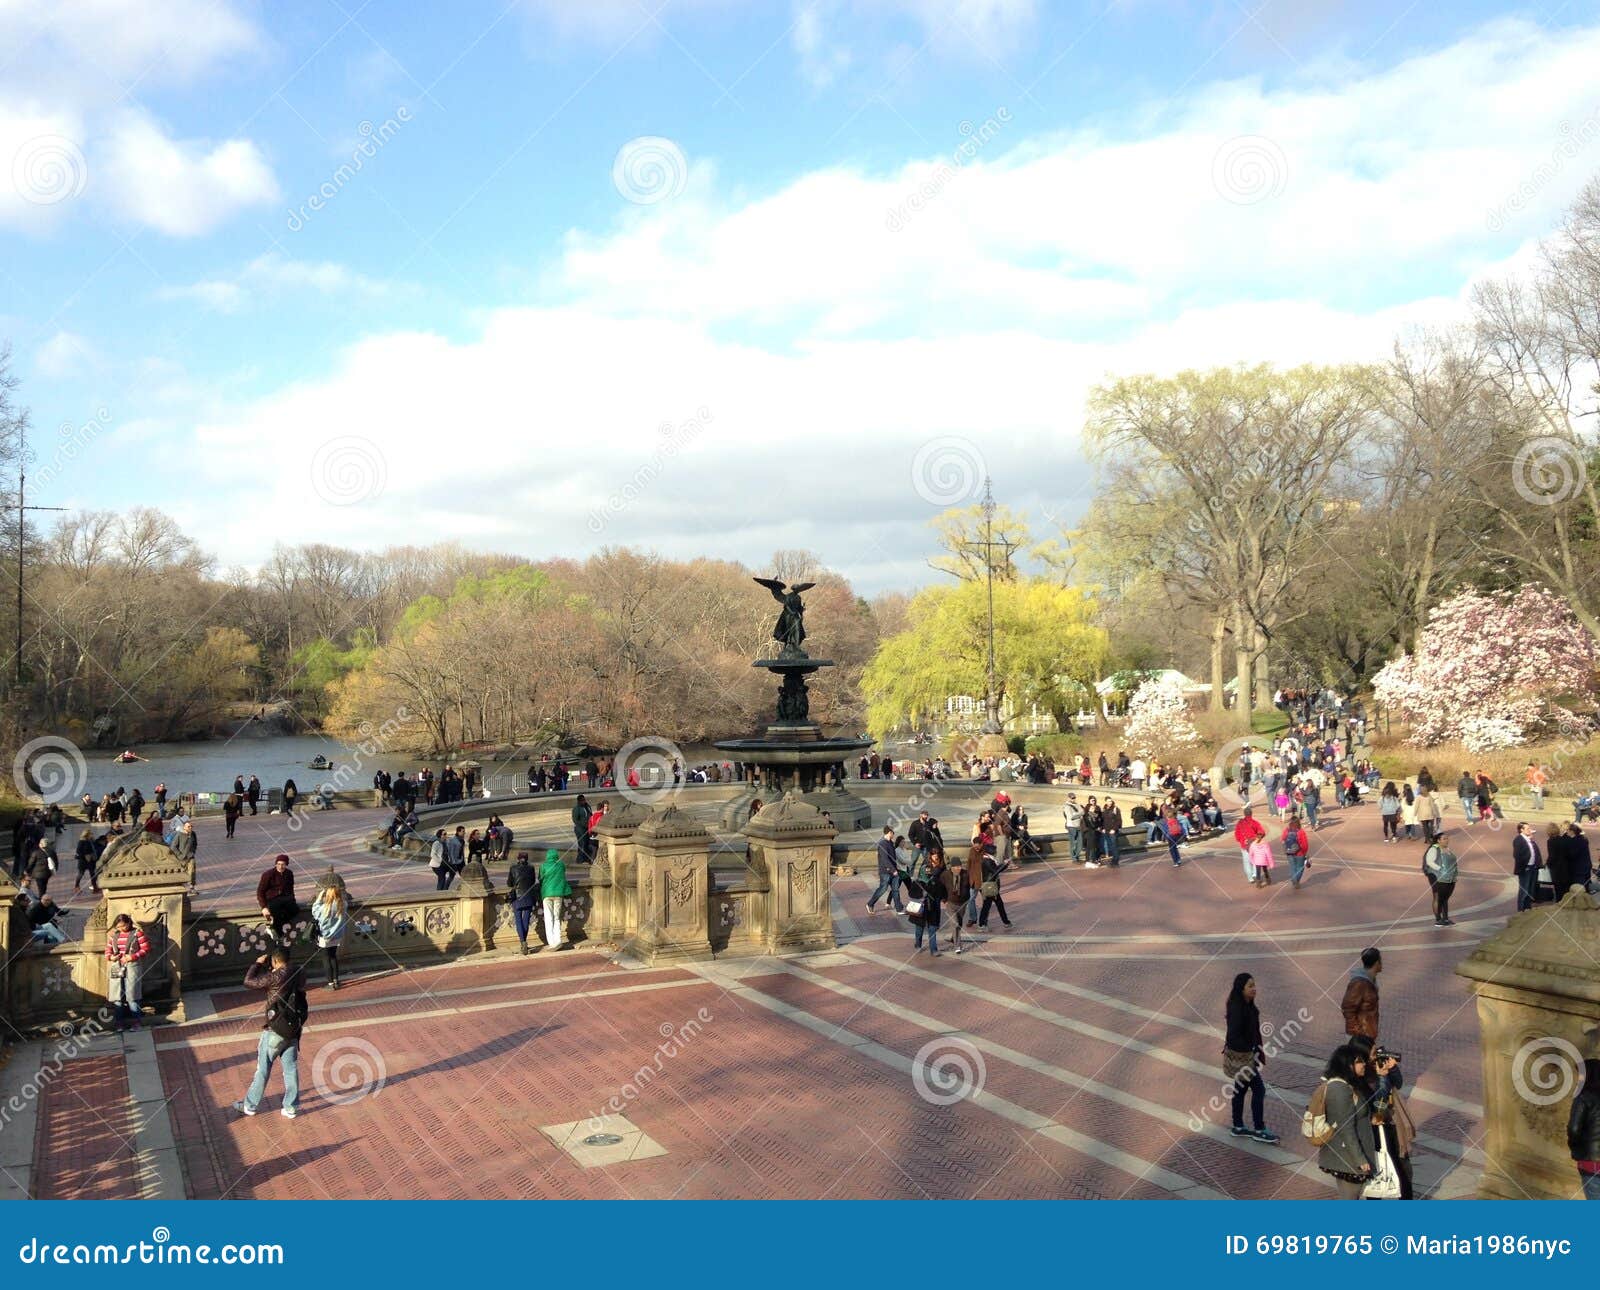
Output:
[960, 478, 1018, 750]
[11, 429, 65, 687]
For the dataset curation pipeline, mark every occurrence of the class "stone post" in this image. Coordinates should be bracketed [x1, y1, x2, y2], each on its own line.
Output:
[96, 836, 194, 1023]
[455, 858, 495, 951]
[594, 801, 649, 942]
[0, 867, 19, 1031]
[630, 805, 714, 965]
[742, 791, 837, 955]
[1456, 887, 1600, 1199]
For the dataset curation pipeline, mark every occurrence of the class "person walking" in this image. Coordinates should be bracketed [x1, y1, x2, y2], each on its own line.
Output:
[1316, 1044, 1378, 1198]
[70, 828, 97, 897]
[977, 850, 1012, 930]
[234, 948, 307, 1119]
[1283, 814, 1310, 888]
[104, 913, 150, 1032]
[538, 848, 572, 950]
[1568, 1058, 1600, 1200]
[508, 851, 541, 953]
[428, 829, 452, 890]
[1422, 831, 1459, 926]
[1378, 782, 1401, 843]
[1415, 786, 1440, 843]
[1222, 973, 1279, 1143]
[1400, 784, 1418, 840]
[311, 883, 349, 989]
[941, 851, 972, 954]
[867, 826, 905, 915]
[256, 854, 298, 942]
[224, 792, 242, 839]
[1513, 822, 1542, 912]
[24, 837, 57, 898]
[1475, 770, 1498, 823]
[280, 778, 299, 818]
[246, 774, 261, 815]
[1340, 948, 1382, 1039]
[906, 850, 946, 955]
[1248, 833, 1274, 887]
[1456, 770, 1477, 825]
[1159, 808, 1184, 867]
[1234, 808, 1266, 883]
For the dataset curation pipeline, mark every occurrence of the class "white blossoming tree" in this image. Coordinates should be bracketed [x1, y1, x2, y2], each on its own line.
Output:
[1123, 676, 1201, 759]
[1372, 586, 1598, 751]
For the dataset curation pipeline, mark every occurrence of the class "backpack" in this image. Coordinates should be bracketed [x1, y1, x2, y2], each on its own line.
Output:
[1301, 1078, 1337, 1145]
[1283, 831, 1301, 858]
[1423, 844, 1441, 877]
[1164, 817, 1182, 839]
[266, 974, 310, 1043]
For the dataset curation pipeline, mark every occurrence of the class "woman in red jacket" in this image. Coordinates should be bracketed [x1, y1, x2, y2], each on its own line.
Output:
[105, 913, 151, 1031]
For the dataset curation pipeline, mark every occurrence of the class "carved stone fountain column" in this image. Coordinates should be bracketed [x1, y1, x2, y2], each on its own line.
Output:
[97, 836, 195, 1022]
[742, 790, 837, 954]
[630, 805, 714, 964]
[1456, 887, 1600, 1199]
[594, 801, 649, 941]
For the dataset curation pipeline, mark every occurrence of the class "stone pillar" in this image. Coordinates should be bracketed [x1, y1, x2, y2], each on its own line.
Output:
[455, 858, 495, 950]
[0, 868, 19, 1031]
[630, 805, 714, 965]
[742, 791, 837, 955]
[594, 801, 649, 941]
[96, 837, 195, 1023]
[1456, 887, 1600, 1199]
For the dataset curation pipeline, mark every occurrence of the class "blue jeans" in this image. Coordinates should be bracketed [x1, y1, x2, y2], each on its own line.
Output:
[1100, 832, 1120, 864]
[1518, 866, 1540, 911]
[1067, 827, 1082, 862]
[1460, 796, 1476, 821]
[513, 900, 536, 942]
[868, 870, 902, 911]
[1303, 801, 1319, 827]
[1290, 854, 1306, 884]
[32, 924, 66, 946]
[1165, 837, 1182, 866]
[245, 1030, 299, 1113]
[912, 921, 939, 953]
[1582, 1171, 1600, 1200]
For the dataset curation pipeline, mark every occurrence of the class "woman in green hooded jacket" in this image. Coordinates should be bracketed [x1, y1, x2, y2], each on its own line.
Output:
[539, 848, 573, 950]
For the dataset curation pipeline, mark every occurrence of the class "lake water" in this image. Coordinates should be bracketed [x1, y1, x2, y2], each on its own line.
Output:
[69, 734, 530, 802]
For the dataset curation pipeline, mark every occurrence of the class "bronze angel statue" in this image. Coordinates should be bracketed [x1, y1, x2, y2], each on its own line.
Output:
[754, 577, 815, 654]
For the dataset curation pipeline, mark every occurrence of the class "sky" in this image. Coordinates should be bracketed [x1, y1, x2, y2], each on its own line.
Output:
[4, 0, 1600, 594]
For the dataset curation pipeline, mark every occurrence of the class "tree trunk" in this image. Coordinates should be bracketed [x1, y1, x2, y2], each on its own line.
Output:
[1252, 624, 1272, 711]
[1232, 606, 1252, 722]
[1210, 614, 1228, 713]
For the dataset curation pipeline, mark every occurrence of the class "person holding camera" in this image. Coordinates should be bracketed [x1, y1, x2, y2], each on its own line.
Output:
[235, 948, 308, 1119]
[1349, 1034, 1415, 1198]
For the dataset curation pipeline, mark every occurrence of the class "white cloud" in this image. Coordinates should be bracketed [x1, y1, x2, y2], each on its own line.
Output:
[133, 17, 1600, 590]
[34, 330, 97, 380]
[791, 0, 1037, 87]
[0, 0, 273, 235]
[157, 254, 403, 312]
[97, 110, 277, 236]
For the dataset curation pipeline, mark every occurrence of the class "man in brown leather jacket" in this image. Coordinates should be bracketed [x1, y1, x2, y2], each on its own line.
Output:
[1340, 947, 1382, 1039]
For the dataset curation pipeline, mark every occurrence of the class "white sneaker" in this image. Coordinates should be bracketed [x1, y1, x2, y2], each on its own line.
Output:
[281, 1106, 298, 1119]
[1084, 861, 1101, 869]
[233, 1100, 256, 1116]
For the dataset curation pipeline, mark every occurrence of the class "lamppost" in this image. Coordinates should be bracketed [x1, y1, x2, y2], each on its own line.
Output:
[962, 478, 1018, 757]
[10, 428, 65, 687]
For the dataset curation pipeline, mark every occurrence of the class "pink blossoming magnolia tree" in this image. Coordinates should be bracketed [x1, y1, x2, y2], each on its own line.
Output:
[1372, 586, 1598, 751]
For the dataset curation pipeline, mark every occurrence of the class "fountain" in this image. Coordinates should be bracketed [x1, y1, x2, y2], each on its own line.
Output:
[714, 578, 874, 830]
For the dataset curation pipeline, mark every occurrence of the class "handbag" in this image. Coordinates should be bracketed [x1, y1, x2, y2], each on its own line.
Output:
[1222, 1048, 1256, 1080]
[980, 879, 999, 898]
[903, 897, 925, 917]
[1362, 1137, 1402, 1199]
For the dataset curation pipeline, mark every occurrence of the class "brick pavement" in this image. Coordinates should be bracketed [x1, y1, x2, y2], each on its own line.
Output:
[21, 796, 1545, 1199]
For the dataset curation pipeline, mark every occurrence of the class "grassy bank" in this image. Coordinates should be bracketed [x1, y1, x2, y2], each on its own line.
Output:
[1366, 732, 1600, 802]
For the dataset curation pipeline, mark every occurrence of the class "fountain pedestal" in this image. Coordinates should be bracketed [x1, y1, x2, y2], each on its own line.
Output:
[715, 652, 873, 831]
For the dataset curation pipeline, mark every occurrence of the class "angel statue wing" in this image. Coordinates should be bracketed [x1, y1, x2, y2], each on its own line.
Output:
[790, 582, 816, 594]
[752, 576, 786, 595]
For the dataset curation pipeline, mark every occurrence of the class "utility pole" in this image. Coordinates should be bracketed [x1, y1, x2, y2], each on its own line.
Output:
[960, 478, 1020, 745]
[11, 428, 65, 686]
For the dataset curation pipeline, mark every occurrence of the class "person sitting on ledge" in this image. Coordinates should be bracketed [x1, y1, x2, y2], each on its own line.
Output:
[257, 854, 298, 942]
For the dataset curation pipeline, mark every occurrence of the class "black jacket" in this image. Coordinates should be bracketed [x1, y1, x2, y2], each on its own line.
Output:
[1513, 834, 1541, 877]
[906, 872, 944, 927]
[1569, 1088, 1600, 1163]
[507, 857, 540, 904]
[1224, 996, 1262, 1054]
